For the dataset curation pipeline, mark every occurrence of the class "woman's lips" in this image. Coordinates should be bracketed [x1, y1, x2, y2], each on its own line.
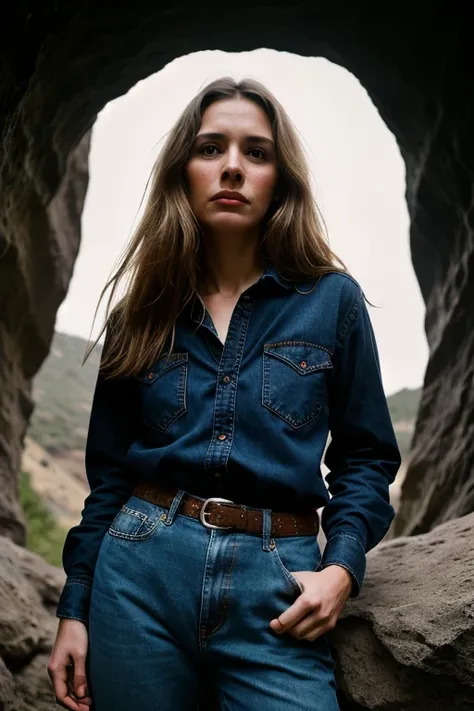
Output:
[213, 197, 247, 205]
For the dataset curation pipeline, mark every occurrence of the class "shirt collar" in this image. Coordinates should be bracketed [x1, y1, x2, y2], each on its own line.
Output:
[187, 262, 296, 323]
[257, 261, 294, 290]
[259, 262, 321, 294]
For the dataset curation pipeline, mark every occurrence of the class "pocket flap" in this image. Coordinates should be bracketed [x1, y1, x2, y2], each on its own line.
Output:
[135, 352, 188, 384]
[264, 342, 332, 375]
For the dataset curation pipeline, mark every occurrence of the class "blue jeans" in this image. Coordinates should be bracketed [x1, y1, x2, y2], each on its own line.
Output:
[88, 489, 340, 710]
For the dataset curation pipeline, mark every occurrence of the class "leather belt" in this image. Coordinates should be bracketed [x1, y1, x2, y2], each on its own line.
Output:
[132, 481, 320, 537]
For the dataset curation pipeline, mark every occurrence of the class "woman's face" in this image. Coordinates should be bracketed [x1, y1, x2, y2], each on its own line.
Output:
[186, 96, 279, 235]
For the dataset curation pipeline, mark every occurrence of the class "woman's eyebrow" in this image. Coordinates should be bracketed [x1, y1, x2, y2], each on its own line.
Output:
[246, 135, 275, 148]
[195, 132, 274, 148]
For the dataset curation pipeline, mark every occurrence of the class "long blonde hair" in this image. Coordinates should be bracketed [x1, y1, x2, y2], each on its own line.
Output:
[85, 76, 350, 378]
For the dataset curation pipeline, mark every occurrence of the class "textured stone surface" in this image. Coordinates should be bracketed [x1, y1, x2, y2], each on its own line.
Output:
[0, 657, 15, 711]
[332, 512, 474, 709]
[0, 536, 65, 710]
[15, 653, 62, 711]
[1, 2, 474, 709]
[0, 127, 90, 546]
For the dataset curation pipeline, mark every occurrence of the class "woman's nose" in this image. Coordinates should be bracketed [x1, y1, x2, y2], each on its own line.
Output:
[221, 149, 244, 182]
[222, 165, 243, 182]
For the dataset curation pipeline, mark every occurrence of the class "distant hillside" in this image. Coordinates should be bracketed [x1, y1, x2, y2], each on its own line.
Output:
[28, 331, 103, 453]
[387, 387, 422, 458]
[385, 387, 422, 424]
[28, 331, 421, 458]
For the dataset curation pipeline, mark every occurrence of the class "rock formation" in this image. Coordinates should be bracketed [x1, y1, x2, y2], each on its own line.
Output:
[0, 536, 65, 710]
[1, 3, 473, 708]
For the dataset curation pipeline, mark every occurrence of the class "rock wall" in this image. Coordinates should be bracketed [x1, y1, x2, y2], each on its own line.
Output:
[1, 2, 474, 709]
[0, 128, 90, 545]
[0, 536, 66, 710]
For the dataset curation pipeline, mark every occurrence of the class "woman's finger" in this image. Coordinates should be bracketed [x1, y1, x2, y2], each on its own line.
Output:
[270, 592, 318, 635]
[48, 662, 88, 711]
[70, 655, 92, 706]
[289, 612, 324, 639]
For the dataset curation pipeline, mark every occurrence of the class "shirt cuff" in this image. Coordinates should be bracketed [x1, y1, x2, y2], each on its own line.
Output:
[319, 532, 366, 598]
[56, 578, 92, 625]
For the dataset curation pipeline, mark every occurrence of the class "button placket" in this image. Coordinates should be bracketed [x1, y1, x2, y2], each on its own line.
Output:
[205, 299, 253, 471]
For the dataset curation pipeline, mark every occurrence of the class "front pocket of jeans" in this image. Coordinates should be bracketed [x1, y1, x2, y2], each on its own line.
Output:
[262, 342, 333, 429]
[135, 352, 188, 432]
[271, 541, 304, 595]
[270, 535, 322, 596]
[108, 495, 167, 541]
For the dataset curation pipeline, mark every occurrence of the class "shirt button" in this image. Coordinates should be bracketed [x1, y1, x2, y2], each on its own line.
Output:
[217, 433, 227, 441]
[222, 375, 231, 383]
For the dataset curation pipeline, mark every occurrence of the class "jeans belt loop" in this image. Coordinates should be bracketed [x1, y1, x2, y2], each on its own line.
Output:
[164, 489, 186, 526]
[262, 508, 272, 551]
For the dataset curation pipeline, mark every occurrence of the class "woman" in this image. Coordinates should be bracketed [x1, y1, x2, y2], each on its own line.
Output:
[48, 76, 401, 711]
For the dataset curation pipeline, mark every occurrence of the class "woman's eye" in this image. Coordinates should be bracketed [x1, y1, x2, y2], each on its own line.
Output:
[201, 144, 219, 156]
[249, 148, 265, 160]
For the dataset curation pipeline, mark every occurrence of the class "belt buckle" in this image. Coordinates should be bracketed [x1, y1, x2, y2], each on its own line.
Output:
[199, 497, 234, 530]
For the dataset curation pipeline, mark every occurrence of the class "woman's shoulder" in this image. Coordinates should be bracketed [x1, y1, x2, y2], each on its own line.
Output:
[319, 270, 361, 289]
[303, 270, 363, 306]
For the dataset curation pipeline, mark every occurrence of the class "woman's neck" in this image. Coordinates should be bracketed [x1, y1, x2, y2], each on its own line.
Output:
[198, 233, 266, 298]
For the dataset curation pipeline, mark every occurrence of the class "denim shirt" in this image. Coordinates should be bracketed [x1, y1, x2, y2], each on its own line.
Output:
[56, 264, 401, 624]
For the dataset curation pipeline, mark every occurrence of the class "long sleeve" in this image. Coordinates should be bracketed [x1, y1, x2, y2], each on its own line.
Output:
[321, 284, 401, 597]
[56, 333, 140, 624]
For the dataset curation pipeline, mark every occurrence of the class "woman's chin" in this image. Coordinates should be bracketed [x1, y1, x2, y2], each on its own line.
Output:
[201, 214, 261, 234]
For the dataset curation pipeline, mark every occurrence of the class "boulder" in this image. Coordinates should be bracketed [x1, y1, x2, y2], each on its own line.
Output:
[0, 536, 65, 710]
[332, 512, 474, 709]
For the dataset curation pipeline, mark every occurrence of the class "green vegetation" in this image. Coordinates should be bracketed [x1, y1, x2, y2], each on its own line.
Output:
[19, 470, 68, 568]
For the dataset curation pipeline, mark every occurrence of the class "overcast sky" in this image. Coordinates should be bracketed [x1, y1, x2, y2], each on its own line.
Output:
[56, 49, 428, 397]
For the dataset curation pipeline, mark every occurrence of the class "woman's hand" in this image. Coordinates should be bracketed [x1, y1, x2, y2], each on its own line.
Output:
[269, 565, 353, 641]
[47, 618, 93, 709]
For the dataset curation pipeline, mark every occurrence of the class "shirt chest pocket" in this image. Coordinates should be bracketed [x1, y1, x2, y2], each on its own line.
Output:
[262, 342, 333, 429]
[135, 352, 188, 432]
